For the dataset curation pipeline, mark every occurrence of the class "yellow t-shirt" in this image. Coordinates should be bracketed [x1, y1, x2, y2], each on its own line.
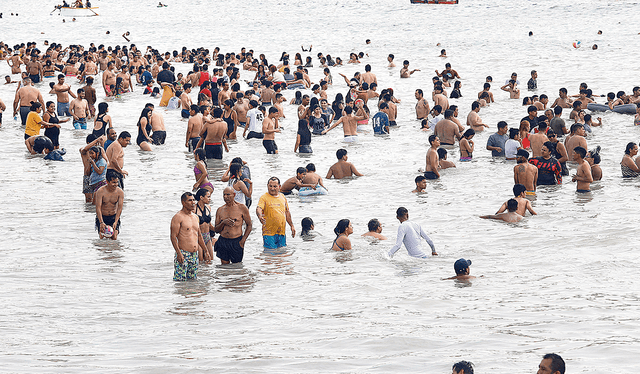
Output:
[257, 192, 288, 236]
[25, 112, 43, 137]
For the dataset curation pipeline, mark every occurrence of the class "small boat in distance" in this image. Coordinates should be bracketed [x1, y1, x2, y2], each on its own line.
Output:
[53, 6, 99, 17]
[410, 0, 458, 4]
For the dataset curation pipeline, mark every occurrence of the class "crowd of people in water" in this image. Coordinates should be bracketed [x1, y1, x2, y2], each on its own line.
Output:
[2, 35, 639, 290]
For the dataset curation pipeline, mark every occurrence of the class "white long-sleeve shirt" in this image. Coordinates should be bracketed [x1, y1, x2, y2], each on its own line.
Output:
[388, 220, 435, 258]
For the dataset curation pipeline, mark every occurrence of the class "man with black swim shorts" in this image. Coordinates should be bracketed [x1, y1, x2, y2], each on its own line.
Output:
[214, 187, 252, 264]
[196, 107, 229, 159]
[424, 135, 440, 179]
[95, 170, 124, 240]
[262, 107, 281, 154]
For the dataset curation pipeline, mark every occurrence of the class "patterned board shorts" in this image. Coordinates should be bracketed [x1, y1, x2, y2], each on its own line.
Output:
[174, 249, 198, 281]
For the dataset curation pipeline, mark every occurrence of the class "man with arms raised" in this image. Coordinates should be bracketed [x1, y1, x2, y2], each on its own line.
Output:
[52, 74, 76, 117]
[256, 177, 296, 250]
[388, 207, 437, 258]
[170, 192, 206, 281]
[214, 187, 252, 264]
[95, 170, 124, 240]
[322, 105, 367, 142]
[13, 77, 44, 126]
[326, 148, 364, 179]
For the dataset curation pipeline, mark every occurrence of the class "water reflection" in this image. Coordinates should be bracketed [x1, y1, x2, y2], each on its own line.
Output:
[334, 250, 354, 263]
[213, 262, 257, 293]
[92, 239, 124, 264]
[170, 278, 211, 317]
[258, 247, 296, 275]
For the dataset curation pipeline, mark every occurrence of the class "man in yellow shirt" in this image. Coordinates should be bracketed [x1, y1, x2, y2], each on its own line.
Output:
[24, 102, 52, 140]
[256, 177, 296, 249]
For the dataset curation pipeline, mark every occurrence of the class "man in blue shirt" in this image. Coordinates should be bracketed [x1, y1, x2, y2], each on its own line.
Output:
[486, 120, 509, 157]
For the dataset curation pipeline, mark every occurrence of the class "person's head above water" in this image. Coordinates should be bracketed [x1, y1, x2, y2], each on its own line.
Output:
[454, 259, 472, 276]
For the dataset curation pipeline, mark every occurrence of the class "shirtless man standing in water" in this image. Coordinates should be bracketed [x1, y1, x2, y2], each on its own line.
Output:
[513, 149, 538, 195]
[52, 74, 76, 117]
[326, 148, 363, 179]
[214, 187, 252, 264]
[69, 88, 90, 129]
[170, 192, 207, 281]
[322, 105, 367, 142]
[197, 107, 229, 159]
[102, 61, 116, 95]
[95, 170, 124, 240]
[13, 77, 44, 125]
[400, 60, 419, 78]
[572, 146, 593, 193]
[424, 135, 440, 179]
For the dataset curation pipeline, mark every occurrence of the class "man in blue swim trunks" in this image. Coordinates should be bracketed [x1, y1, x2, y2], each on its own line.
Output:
[69, 88, 90, 129]
[170, 192, 207, 281]
[179, 83, 192, 119]
[256, 177, 296, 249]
[52, 74, 76, 117]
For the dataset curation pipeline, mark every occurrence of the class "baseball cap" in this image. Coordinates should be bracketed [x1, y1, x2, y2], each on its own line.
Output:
[454, 258, 472, 274]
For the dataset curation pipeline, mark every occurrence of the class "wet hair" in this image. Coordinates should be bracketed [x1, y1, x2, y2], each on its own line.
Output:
[513, 184, 526, 197]
[559, 87, 568, 94]
[267, 176, 281, 185]
[625, 142, 637, 155]
[416, 89, 423, 96]
[538, 121, 548, 131]
[118, 131, 131, 140]
[229, 163, 242, 178]
[497, 121, 508, 130]
[507, 199, 518, 212]
[195, 188, 209, 201]
[106, 169, 120, 182]
[573, 100, 582, 109]
[554, 106, 563, 115]
[396, 207, 408, 218]
[336, 148, 347, 159]
[607, 92, 615, 100]
[444, 109, 454, 118]
[574, 146, 587, 158]
[29, 101, 42, 111]
[528, 105, 538, 113]
[46, 100, 55, 109]
[542, 353, 565, 374]
[543, 141, 556, 154]
[367, 219, 381, 232]
[334, 219, 350, 237]
[570, 123, 583, 133]
[97, 102, 108, 115]
[180, 191, 193, 203]
[301, 217, 314, 236]
[462, 128, 475, 138]
[483, 82, 491, 90]
[415, 175, 426, 184]
[344, 106, 353, 115]
[437, 148, 447, 159]
[584, 114, 592, 122]
[433, 104, 443, 114]
[428, 134, 437, 144]
[296, 167, 307, 175]
[305, 163, 316, 172]
[588, 146, 601, 164]
[452, 361, 474, 374]
[509, 128, 519, 139]
[194, 149, 206, 166]
[471, 101, 480, 110]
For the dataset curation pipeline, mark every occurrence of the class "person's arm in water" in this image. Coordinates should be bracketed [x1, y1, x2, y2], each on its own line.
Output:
[418, 225, 437, 255]
[350, 163, 364, 177]
[388, 224, 406, 257]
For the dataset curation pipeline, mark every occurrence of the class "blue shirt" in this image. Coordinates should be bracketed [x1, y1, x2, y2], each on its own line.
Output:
[487, 132, 508, 157]
[140, 71, 153, 85]
[89, 158, 107, 185]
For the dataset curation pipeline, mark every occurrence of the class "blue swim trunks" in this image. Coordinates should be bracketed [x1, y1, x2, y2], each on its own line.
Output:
[57, 102, 71, 117]
[73, 117, 87, 130]
[174, 249, 198, 281]
[263, 234, 286, 249]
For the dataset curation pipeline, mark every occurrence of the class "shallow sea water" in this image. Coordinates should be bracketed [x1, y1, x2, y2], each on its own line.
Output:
[1, 0, 640, 372]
